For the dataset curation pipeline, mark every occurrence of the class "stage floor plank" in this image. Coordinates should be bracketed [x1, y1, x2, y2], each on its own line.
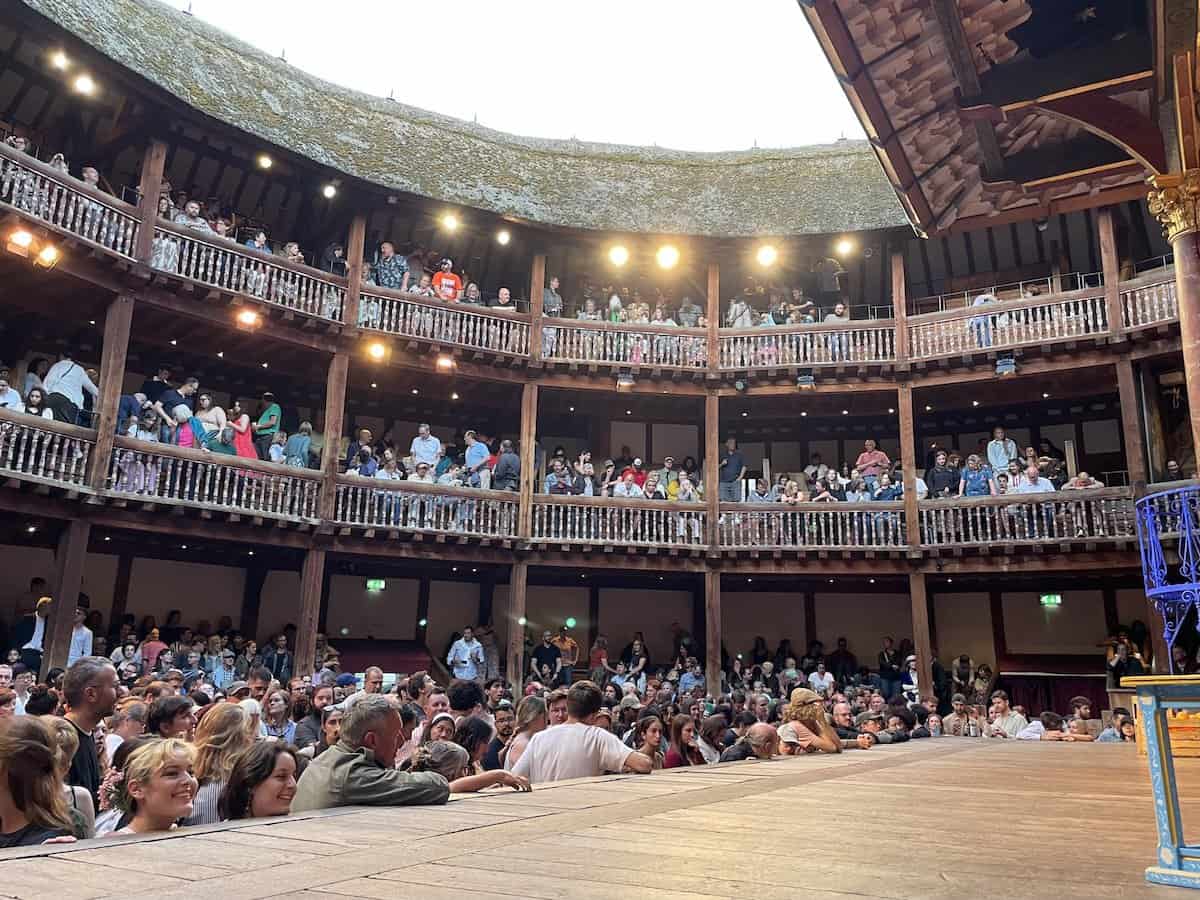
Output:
[2, 739, 1198, 899]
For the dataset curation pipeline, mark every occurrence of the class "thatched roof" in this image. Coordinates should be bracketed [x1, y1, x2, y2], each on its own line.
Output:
[22, 0, 911, 237]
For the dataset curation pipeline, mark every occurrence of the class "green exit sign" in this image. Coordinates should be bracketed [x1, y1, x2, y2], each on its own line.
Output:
[1040, 593, 1062, 608]
[365, 578, 386, 593]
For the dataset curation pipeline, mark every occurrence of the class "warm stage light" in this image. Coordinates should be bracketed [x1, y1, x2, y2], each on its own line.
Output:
[367, 342, 387, 361]
[608, 245, 629, 267]
[756, 245, 778, 267]
[236, 309, 260, 327]
[441, 213, 459, 231]
[35, 245, 59, 268]
[322, 184, 337, 199]
[835, 238, 855, 257]
[436, 355, 455, 371]
[9, 229, 33, 249]
[656, 245, 680, 269]
[50, 51, 70, 70]
[496, 229, 511, 245]
[72, 74, 96, 95]
[257, 154, 273, 170]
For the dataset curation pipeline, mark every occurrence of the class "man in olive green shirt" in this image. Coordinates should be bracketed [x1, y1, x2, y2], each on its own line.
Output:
[292, 694, 449, 812]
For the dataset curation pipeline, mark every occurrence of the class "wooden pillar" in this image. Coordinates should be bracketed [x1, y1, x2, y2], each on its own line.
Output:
[85, 294, 135, 490]
[507, 561, 528, 684]
[705, 263, 720, 371]
[318, 352, 349, 520]
[529, 253, 546, 360]
[804, 591, 817, 651]
[588, 584, 600, 654]
[704, 392, 720, 549]
[108, 553, 133, 627]
[891, 249, 909, 362]
[704, 569, 721, 698]
[342, 214, 367, 328]
[1098, 207, 1124, 336]
[517, 383, 538, 540]
[896, 384, 921, 552]
[43, 520, 91, 676]
[1115, 358, 1148, 491]
[1048, 240, 1063, 293]
[294, 548, 326, 680]
[477, 574, 494, 629]
[133, 140, 167, 264]
[908, 572, 935, 703]
[416, 576, 431, 646]
[240, 566, 267, 644]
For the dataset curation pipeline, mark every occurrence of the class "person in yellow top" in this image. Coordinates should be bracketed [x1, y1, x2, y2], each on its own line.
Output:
[551, 625, 580, 687]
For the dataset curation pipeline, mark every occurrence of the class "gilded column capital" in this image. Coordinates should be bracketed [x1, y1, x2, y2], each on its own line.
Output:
[1148, 170, 1200, 242]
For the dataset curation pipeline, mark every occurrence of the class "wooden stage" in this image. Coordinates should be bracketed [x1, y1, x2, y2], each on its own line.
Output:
[1, 739, 1198, 899]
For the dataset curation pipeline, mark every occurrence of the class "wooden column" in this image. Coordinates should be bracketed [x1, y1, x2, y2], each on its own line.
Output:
[908, 572, 935, 703]
[108, 553, 133, 627]
[477, 574, 494, 629]
[517, 383, 538, 540]
[529, 254, 546, 360]
[342, 214, 367, 328]
[318, 352, 349, 521]
[891, 249, 909, 362]
[43, 520, 91, 676]
[704, 391, 720, 550]
[704, 569, 721, 698]
[1098, 207, 1124, 337]
[294, 548, 326, 679]
[588, 584, 600, 653]
[896, 384, 921, 552]
[507, 561, 528, 684]
[1115, 358, 1148, 491]
[240, 566, 267, 644]
[85, 294, 135, 490]
[133, 140, 167, 264]
[416, 576, 431, 645]
[1048, 240, 1063, 293]
[705, 263, 720, 372]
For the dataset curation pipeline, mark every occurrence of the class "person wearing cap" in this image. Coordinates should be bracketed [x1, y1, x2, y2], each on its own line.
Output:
[777, 688, 848, 754]
[251, 391, 281, 460]
[225, 681, 251, 700]
[942, 693, 972, 736]
[620, 457, 648, 488]
[552, 625, 579, 687]
[432, 258, 462, 301]
[854, 710, 897, 744]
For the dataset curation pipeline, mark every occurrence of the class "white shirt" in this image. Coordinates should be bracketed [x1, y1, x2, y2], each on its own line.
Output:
[410, 434, 442, 466]
[614, 482, 644, 498]
[508, 722, 633, 784]
[68, 624, 93, 665]
[0, 387, 23, 412]
[1012, 477, 1055, 495]
[22, 613, 46, 652]
[42, 359, 99, 408]
[808, 671, 835, 694]
[446, 637, 484, 680]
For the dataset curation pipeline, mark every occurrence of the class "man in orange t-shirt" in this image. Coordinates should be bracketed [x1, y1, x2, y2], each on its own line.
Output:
[432, 258, 463, 301]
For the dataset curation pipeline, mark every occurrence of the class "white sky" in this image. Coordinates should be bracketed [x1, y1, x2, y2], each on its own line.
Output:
[164, 0, 864, 152]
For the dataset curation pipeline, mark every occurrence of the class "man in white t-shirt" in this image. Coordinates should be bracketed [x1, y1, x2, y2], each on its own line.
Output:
[509, 681, 653, 784]
[808, 663, 835, 696]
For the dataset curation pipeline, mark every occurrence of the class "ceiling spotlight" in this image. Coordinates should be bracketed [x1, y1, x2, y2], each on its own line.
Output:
[370, 382, 377, 389]
[217, 351, 224, 358]
[367, 342, 387, 361]
[1042, 392, 1050, 399]
[25, 525, 36, 533]
[72, 74, 96, 95]
[800, 411, 808, 417]
[625, 409, 632, 416]
[568, 406, 575, 412]
[756, 245, 778, 267]
[608, 245, 629, 267]
[518, 616, 527, 626]
[835, 238, 855, 257]
[321, 183, 337, 199]
[8, 229, 33, 250]
[256, 154, 273, 170]
[103, 536, 111, 542]
[887, 407, 895, 414]
[34, 244, 59, 268]
[436, 354, 455, 371]
[496, 229, 511, 245]
[972, 400, 980, 407]
[418, 618, 428, 627]
[741, 410, 748, 417]
[450, 392, 460, 400]
[841, 409, 849, 415]
[261, 362, 269, 369]
[170, 339, 177, 346]
[411, 388, 419, 395]
[441, 213, 459, 231]
[656, 245, 680, 269]
[236, 309, 260, 328]
[50, 50, 70, 70]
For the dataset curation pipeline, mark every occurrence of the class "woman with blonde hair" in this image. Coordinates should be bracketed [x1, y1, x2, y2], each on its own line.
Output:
[500, 695, 547, 769]
[262, 688, 296, 743]
[777, 687, 842, 755]
[0, 717, 75, 847]
[183, 703, 253, 825]
[111, 738, 197, 835]
[42, 716, 94, 837]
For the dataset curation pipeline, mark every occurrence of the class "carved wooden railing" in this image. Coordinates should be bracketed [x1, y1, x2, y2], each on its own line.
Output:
[0, 141, 140, 258]
[0, 408, 93, 488]
[719, 320, 896, 370]
[107, 437, 322, 521]
[918, 487, 1135, 547]
[1122, 276, 1178, 331]
[907, 288, 1110, 360]
[543, 320, 709, 369]
[152, 222, 346, 321]
[532, 494, 707, 548]
[717, 501, 906, 549]
[333, 477, 519, 539]
[358, 289, 529, 357]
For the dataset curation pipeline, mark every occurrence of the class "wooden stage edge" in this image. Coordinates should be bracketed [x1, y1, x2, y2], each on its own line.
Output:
[2, 739, 1198, 900]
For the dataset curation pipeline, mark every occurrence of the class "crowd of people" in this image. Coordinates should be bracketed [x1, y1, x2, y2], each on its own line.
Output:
[0, 597, 1141, 849]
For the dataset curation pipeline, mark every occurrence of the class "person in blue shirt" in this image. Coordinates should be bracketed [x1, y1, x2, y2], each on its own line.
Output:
[464, 430, 491, 488]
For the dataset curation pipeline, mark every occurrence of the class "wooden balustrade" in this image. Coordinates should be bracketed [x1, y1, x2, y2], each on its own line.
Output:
[719, 320, 896, 371]
[543, 320, 709, 369]
[152, 223, 346, 320]
[532, 495, 707, 548]
[333, 477, 519, 539]
[918, 487, 1135, 547]
[107, 437, 321, 521]
[358, 289, 529, 357]
[0, 141, 140, 258]
[1122, 277, 1178, 330]
[907, 289, 1110, 361]
[717, 501, 906, 549]
[0, 408, 93, 488]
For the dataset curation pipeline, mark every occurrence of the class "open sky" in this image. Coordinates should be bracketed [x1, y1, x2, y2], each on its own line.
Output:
[164, 0, 865, 152]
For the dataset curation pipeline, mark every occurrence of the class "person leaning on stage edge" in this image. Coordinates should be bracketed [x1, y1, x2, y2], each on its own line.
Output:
[291, 693, 449, 811]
